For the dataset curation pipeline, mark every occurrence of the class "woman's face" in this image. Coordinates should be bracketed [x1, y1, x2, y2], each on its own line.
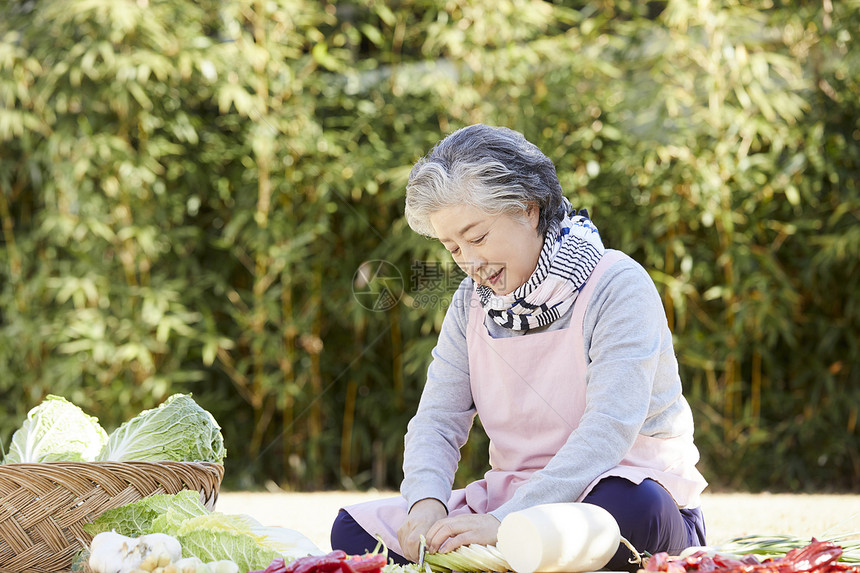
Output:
[429, 203, 544, 296]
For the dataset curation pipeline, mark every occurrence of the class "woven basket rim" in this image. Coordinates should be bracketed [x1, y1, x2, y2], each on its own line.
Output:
[0, 460, 224, 467]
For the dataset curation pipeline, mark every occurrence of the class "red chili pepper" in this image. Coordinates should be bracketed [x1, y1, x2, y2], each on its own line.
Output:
[644, 552, 670, 571]
[287, 551, 350, 573]
[643, 540, 856, 573]
[645, 553, 688, 573]
[345, 553, 388, 573]
[829, 565, 860, 573]
[256, 550, 388, 573]
[782, 540, 843, 573]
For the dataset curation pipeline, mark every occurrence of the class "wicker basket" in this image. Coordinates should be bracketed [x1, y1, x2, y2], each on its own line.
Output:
[0, 461, 224, 573]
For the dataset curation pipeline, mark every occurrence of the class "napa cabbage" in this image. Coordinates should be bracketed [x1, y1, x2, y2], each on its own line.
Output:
[97, 393, 226, 463]
[4, 395, 108, 463]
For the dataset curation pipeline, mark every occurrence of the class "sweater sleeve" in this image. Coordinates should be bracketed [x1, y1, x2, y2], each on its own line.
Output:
[400, 278, 477, 511]
[490, 260, 669, 521]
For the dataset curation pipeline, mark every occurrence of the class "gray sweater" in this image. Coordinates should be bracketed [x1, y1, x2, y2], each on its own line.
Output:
[400, 251, 699, 521]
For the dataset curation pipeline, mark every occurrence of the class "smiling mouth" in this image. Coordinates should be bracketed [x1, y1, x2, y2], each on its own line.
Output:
[486, 269, 503, 286]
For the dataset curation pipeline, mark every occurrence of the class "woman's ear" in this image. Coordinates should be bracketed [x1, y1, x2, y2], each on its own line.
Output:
[526, 202, 540, 231]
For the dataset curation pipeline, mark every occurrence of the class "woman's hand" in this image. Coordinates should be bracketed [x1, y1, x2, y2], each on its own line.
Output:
[397, 498, 448, 562]
[425, 513, 501, 555]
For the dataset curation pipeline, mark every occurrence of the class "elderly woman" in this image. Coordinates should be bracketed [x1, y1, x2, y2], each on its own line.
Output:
[329, 124, 708, 571]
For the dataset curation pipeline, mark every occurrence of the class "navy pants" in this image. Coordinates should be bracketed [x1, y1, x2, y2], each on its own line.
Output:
[330, 477, 706, 572]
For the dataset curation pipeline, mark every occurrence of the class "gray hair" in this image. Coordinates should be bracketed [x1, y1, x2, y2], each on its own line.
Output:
[405, 124, 568, 238]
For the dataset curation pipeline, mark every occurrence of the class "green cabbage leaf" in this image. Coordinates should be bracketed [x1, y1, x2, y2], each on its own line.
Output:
[175, 528, 280, 573]
[85, 491, 320, 572]
[84, 490, 209, 537]
[4, 395, 108, 463]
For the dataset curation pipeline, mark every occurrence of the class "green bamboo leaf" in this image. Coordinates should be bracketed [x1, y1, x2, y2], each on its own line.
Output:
[360, 24, 384, 48]
[127, 81, 153, 110]
[311, 41, 343, 72]
[374, 4, 396, 27]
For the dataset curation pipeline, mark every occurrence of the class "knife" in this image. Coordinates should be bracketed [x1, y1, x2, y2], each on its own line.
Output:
[417, 535, 427, 569]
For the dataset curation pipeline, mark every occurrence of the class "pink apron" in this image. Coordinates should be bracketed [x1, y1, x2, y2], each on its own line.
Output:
[344, 250, 707, 556]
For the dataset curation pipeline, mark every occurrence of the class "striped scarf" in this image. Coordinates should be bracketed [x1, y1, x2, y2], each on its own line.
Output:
[476, 209, 605, 331]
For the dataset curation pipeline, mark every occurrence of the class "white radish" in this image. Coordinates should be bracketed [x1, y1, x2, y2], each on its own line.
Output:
[496, 503, 625, 573]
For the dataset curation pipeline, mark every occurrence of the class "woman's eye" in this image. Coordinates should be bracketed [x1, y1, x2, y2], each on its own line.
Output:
[450, 247, 460, 255]
[471, 234, 487, 245]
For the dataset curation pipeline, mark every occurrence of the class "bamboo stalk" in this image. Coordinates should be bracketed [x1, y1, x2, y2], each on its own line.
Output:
[282, 273, 297, 489]
[751, 348, 762, 425]
[0, 183, 22, 290]
[244, 0, 274, 464]
[249, 252, 267, 460]
[253, 0, 271, 230]
[250, 396, 276, 462]
[664, 222, 676, 330]
[390, 303, 404, 410]
[340, 379, 358, 479]
[308, 261, 324, 488]
[373, 439, 386, 490]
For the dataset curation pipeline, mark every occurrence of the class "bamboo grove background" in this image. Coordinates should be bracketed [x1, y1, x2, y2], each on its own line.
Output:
[1, 0, 858, 492]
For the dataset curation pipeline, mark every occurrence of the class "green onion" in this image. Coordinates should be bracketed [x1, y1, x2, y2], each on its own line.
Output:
[715, 534, 860, 564]
[423, 544, 512, 572]
[382, 564, 432, 573]
[373, 535, 434, 573]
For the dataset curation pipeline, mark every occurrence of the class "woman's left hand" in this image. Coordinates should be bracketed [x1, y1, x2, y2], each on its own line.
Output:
[424, 513, 501, 555]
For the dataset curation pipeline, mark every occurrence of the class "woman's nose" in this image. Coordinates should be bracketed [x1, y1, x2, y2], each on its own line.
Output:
[458, 247, 486, 277]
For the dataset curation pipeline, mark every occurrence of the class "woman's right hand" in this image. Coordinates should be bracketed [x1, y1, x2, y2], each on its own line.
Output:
[397, 498, 448, 562]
